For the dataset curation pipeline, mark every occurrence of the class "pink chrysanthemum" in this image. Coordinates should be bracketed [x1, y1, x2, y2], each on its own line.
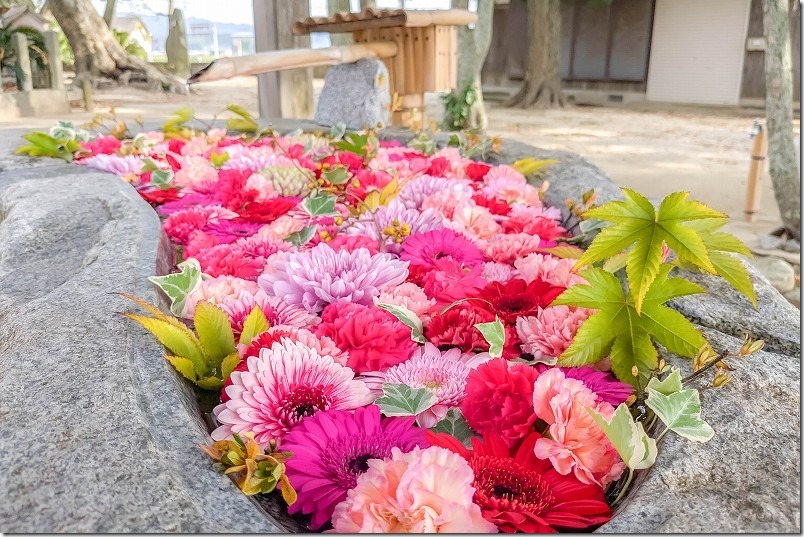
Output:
[81, 154, 143, 176]
[479, 233, 543, 264]
[281, 406, 427, 529]
[516, 306, 593, 364]
[331, 446, 496, 533]
[347, 200, 443, 253]
[219, 290, 321, 336]
[211, 338, 372, 445]
[514, 253, 589, 288]
[259, 243, 409, 313]
[481, 261, 517, 283]
[400, 228, 484, 270]
[397, 175, 474, 210]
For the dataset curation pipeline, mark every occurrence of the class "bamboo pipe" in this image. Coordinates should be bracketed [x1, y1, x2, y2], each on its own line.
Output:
[744, 122, 768, 223]
[187, 42, 399, 84]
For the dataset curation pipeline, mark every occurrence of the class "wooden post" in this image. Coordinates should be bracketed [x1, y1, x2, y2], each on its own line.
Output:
[744, 122, 768, 222]
[11, 32, 33, 92]
[253, 0, 314, 119]
[43, 31, 65, 90]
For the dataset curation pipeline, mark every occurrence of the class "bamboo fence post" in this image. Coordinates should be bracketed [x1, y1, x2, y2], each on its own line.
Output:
[744, 120, 768, 222]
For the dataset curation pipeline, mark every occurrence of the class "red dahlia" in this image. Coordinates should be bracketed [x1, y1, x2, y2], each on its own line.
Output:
[427, 431, 612, 533]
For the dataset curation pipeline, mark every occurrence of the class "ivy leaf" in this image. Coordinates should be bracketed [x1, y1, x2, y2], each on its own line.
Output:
[329, 122, 346, 141]
[474, 316, 505, 358]
[302, 193, 338, 217]
[285, 225, 317, 247]
[148, 258, 203, 317]
[322, 166, 351, 185]
[239, 305, 270, 347]
[577, 189, 726, 313]
[553, 266, 707, 385]
[210, 151, 230, 169]
[645, 387, 715, 442]
[163, 106, 195, 131]
[375, 302, 427, 343]
[375, 383, 438, 417]
[150, 169, 173, 189]
[587, 403, 657, 470]
[193, 300, 237, 366]
[429, 408, 475, 448]
[646, 367, 683, 396]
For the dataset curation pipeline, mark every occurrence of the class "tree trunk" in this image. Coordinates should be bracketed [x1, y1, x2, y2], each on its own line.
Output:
[763, 0, 800, 239]
[327, 0, 353, 46]
[102, 0, 116, 27]
[447, 0, 494, 130]
[49, 0, 186, 92]
[506, 0, 564, 108]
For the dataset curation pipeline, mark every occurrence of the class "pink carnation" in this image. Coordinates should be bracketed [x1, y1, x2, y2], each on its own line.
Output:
[445, 203, 501, 240]
[516, 306, 592, 364]
[376, 282, 436, 324]
[481, 261, 516, 283]
[331, 446, 496, 533]
[514, 253, 588, 288]
[173, 155, 218, 187]
[326, 234, 380, 255]
[478, 233, 543, 264]
[192, 243, 265, 280]
[163, 205, 238, 245]
[183, 276, 258, 318]
[420, 258, 488, 306]
[532, 368, 626, 486]
[421, 187, 474, 220]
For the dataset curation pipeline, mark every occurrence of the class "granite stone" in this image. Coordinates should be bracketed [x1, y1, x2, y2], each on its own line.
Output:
[314, 58, 391, 130]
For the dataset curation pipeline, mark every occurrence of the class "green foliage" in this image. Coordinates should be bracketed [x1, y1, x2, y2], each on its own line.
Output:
[375, 383, 438, 418]
[162, 107, 195, 133]
[239, 305, 270, 347]
[322, 166, 351, 185]
[332, 131, 377, 160]
[474, 316, 506, 358]
[284, 225, 316, 247]
[430, 409, 475, 448]
[15, 132, 82, 161]
[375, 302, 427, 343]
[302, 193, 338, 217]
[646, 382, 714, 442]
[588, 403, 657, 471]
[148, 258, 203, 317]
[577, 189, 727, 314]
[554, 265, 707, 385]
[112, 29, 148, 61]
[225, 104, 259, 132]
[440, 81, 477, 131]
[646, 367, 683, 395]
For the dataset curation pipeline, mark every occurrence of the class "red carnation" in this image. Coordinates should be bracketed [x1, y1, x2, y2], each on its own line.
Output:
[472, 193, 512, 216]
[138, 188, 180, 205]
[425, 303, 519, 359]
[465, 161, 492, 181]
[80, 135, 122, 156]
[502, 215, 569, 242]
[426, 156, 450, 177]
[475, 278, 565, 324]
[235, 197, 299, 224]
[426, 431, 612, 533]
[461, 358, 539, 445]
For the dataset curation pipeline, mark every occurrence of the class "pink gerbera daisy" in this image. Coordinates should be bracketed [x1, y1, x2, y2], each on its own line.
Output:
[281, 406, 427, 529]
[401, 228, 484, 269]
[211, 339, 372, 445]
[218, 290, 321, 337]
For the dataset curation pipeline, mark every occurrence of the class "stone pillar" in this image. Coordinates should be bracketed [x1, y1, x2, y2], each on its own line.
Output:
[43, 31, 64, 90]
[12, 32, 33, 92]
[252, 0, 314, 119]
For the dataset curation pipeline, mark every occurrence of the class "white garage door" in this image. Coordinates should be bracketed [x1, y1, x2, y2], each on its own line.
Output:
[646, 0, 751, 105]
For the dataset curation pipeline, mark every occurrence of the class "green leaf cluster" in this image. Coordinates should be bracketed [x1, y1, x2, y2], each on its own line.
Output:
[121, 295, 270, 390]
[225, 104, 259, 133]
[375, 383, 437, 418]
[148, 259, 203, 317]
[16, 132, 82, 161]
[645, 368, 714, 442]
[332, 131, 377, 160]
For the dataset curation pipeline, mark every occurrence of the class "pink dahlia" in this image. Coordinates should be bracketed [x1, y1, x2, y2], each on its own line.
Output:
[211, 338, 372, 445]
[461, 358, 540, 446]
[534, 364, 634, 407]
[219, 290, 321, 337]
[258, 243, 409, 313]
[479, 233, 543, 264]
[514, 253, 588, 288]
[314, 302, 418, 373]
[400, 228, 484, 270]
[516, 306, 592, 364]
[281, 406, 427, 529]
[331, 446, 496, 533]
[532, 368, 626, 486]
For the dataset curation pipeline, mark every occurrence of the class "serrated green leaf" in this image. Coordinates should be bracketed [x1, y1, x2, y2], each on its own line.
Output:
[375, 302, 427, 343]
[239, 305, 270, 346]
[646, 367, 683, 395]
[285, 225, 317, 246]
[588, 403, 657, 470]
[474, 316, 505, 358]
[123, 313, 208, 375]
[429, 408, 475, 448]
[221, 352, 241, 380]
[302, 193, 338, 217]
[646, 387, 714, 442]
[194, 301, 237, 366]
[708, 251, 757, 307]
[148, 259, 203, 317]
[557, 311, 619, 366]
[375, 383, 438, 417]
[602, 251, 628, 272]
[540, 245, 585, 259]
[195, 375, 225, 390]
[166, 355, 198, 381]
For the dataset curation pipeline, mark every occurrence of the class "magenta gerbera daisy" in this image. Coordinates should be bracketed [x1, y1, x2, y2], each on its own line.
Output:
[399, 228, 484, 269]
[281, 406, 427, 529]
[211, 339, 372, 445]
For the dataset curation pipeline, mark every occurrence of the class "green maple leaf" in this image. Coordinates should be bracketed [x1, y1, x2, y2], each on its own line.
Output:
[553, 265, 707, 385]
[576, 189, 726, 314]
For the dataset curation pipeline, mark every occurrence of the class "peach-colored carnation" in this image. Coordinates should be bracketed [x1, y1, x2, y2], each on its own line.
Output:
[184, 276, 259, 318]
[257, 215, 306, 242]
[376, 282, 436, 325]
[173, 155, 218, 187]
[446, 203, 501, 240]
[532, 369, 625, 486]
[478, 233, 542, 264]
[514, 253, 588, 288]
[516, 306, 592, 364]
[331, 446, 496, 533]
[421, 188, 474, 221]
[180, 135, 213, 156]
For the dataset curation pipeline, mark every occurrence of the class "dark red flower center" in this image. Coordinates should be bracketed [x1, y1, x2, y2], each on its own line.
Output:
[471, 455, 555, 514]
[347, 453, 373, 474]
[283, 386, 329, 419]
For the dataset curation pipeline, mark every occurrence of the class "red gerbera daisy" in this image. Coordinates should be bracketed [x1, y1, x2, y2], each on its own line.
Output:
[234, 197, 300, 224]
[475, 278, 566, 324]
[426, 431, 612, 533]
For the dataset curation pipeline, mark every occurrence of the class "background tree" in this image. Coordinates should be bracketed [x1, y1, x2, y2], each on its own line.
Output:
[48, 0, 184, 91]
[506, 0, 564, 108]
[102, 0, 116, 26]
[763, 0, 800, 240]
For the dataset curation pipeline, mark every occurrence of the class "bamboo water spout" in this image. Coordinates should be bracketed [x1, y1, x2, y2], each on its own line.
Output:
[187, 42, 399, 85]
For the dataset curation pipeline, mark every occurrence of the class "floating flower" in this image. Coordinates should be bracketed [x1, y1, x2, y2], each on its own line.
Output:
[397, 175, 473, 210]
[376, 282, 436, 324]
[173, 155, 218, 187]
[347, 199, 443, 253]
[421, 258, 488, 306]
[514, 253, 588, 288]
[212, 338, 372, 445]
[479, 233, 543, 264]
[534, 364, 634, 407]
[81, 154, 143, 177]
[474, 278, 566, 325]
[219, 290, 320, 337]
[259, 243, 409, 313]
[481, 262, 516, 284]
[282, 406, 427, 529]
[314, 302, 417, 373]
[162, 205, 237, 245]
[425, 303, 519, 359]
[461, 358, 540, 446]
[400, 228, 484, 270]
[532, 369, 625, 486]
[516, 306, 592, 364]
[331, 446, 496, 533]
[427, 432, 612, 533]
[184, 276, 258, 318]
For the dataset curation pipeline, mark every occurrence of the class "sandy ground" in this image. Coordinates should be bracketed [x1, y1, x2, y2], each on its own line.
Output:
[2, 76, 799, 238]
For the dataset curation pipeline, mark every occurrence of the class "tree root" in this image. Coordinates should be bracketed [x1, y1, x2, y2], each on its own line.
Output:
[505, 79, 565, 109]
